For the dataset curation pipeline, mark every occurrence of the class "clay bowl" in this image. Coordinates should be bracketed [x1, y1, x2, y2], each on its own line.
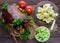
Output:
[33, 1, 59, 28]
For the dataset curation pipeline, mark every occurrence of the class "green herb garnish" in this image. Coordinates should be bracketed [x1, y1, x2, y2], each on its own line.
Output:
[10, 18, 24, 27]
[2, 3, 8, 9]
[21, 9, 31, 19]
[0, 19, 6, 30]
[19, 27, 30, 39]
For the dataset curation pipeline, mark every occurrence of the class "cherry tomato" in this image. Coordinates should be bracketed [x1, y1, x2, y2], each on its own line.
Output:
[25, 6, 33, 14]
[18, 1, 27, 8]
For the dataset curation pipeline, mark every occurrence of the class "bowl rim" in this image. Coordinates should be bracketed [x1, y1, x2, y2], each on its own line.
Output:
[33, 1, 59, 27]
[35, 26, 50, 42]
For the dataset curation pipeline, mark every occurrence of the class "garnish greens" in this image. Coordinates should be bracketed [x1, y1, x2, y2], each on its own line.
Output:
[2, 3, 8, 9]
[10, 18, 24, 27]
[0, 19, 6, 30]
[21, 9, 31, 19]
[19, 27, 30, 39]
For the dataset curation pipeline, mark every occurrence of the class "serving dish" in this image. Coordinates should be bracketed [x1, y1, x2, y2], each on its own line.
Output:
[33, 1, 59, 28]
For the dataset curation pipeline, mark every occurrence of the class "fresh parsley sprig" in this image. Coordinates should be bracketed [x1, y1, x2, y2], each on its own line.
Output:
[0, 19, 6, 30]
[21, 9, 31, 19]
[19, 27, 30, 39]
[10, 18, 24, 27]
[2, 3, 8, 9]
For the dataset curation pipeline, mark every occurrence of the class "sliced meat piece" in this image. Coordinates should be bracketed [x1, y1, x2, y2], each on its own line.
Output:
[7, 5, 29, 22]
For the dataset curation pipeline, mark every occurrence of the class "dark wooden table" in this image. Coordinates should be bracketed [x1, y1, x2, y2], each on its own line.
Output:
[0, 0, 60, 43]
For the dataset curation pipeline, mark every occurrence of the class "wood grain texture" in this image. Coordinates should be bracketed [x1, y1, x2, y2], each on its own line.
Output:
[0, 0, 60, 43]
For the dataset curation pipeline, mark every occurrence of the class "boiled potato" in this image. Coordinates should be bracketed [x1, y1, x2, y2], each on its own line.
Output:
[36, 4, 57, 23]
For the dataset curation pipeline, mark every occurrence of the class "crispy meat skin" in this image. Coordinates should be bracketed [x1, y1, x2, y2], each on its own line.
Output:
[2, 9, 13, 24]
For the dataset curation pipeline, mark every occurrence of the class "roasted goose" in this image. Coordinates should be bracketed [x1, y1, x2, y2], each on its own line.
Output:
[1, 4, 29, 34]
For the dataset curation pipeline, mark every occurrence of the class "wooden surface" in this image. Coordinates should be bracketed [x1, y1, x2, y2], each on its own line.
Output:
[0, 0, 60, 43]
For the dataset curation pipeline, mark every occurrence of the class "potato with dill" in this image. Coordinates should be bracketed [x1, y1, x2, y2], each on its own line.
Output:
[36, 4, 57, 23]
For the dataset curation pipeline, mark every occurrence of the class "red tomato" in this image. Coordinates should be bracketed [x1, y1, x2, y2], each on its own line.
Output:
[18, 1, 27, 8]
[25, 6, 33, 14]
